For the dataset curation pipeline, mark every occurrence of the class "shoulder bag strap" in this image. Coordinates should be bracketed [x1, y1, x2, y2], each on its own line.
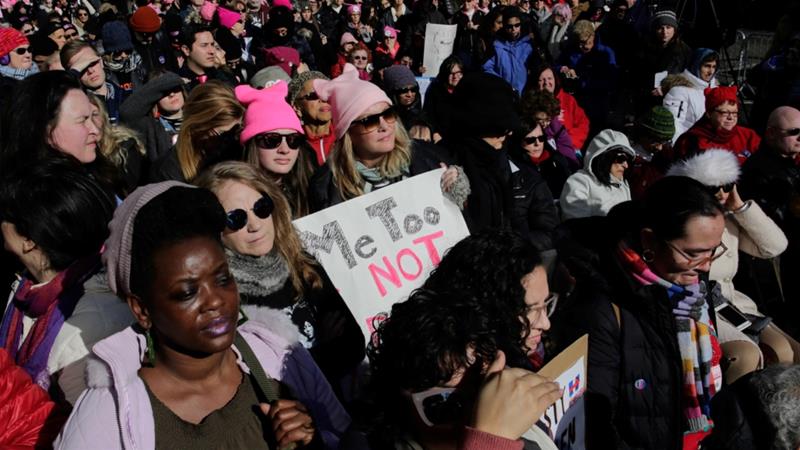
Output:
[234, 332, 281, 404]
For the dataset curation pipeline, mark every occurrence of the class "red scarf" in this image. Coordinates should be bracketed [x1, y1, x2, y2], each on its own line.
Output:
[529, 149, 551, 165]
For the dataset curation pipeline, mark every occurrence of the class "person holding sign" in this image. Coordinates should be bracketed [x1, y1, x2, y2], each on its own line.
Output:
[196, 161, 365, 400]
[553, 176, 726, 450]
[368, 288, 561, 450]
[308, 63, 469, 212]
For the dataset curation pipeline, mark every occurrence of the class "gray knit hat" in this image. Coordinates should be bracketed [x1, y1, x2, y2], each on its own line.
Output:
[287, 70, 329, 105]
[250, 66, 291, 89]
[103, 181, 193, 297]
[383, 65, 417, 93]
[651, 9, 678, 29]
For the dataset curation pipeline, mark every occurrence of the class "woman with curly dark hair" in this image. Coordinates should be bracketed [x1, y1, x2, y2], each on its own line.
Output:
[521, 88, 580, 169]
[422, 230, 555, 370]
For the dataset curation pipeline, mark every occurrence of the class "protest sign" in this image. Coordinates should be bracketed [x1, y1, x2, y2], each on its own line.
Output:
[524, 335, 588, 450]
[422, 24, 457, 78]
[293, 169, 470, 341]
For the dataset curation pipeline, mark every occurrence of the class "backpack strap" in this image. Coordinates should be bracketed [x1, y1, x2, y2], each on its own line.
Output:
[234, 332, 281, 404]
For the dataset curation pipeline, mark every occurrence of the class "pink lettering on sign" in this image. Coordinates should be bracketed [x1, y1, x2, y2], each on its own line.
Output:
[367, 230, 447, 297]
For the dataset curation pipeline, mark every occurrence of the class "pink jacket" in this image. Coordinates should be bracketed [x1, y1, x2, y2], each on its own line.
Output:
[55, 318, 351, 450]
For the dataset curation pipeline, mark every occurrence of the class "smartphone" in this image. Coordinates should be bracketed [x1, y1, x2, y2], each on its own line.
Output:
[715, 302, 752, 332]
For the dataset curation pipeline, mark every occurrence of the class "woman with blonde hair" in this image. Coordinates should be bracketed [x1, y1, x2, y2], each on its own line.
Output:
[88, 94, 147, 192]
[195, 161, 365, 396]
[148, 80, 245, 182]
[236, 81, 317, 218]
[309, 64, 468, 211]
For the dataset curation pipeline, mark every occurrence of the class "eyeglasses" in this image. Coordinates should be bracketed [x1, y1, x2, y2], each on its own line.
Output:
[410, 387, 464, 427]
[449, 70, 463, 77]
[111, 49, 133, 58]
[528, 292, 559, 321]
[350, 107, 397, 133]
[297, 91, 319, 102]
[65, 31, 78, 39]
[393, 86, 418, 96]
[523, 134, 546, 145]
[225, 195, 274, 231]
[707, 183, 735, 195]
[505, 22, 521, 29]
[664, 240, 728, 269]
[713, 109, 738, 118]
[12, 47, 30, 55]
[78, 12, 89, 16]
[254, 132, 305, 150]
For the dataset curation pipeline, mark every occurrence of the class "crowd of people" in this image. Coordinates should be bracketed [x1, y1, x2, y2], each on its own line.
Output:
[1, 0, 800, 448]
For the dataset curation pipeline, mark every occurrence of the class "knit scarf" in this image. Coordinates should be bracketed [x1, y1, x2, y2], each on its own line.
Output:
[225, 248, 290, 298]
[0, 254, 101, 389]
[615, 242, 719, 433]
[105, 52, 143, 74]
[0, 62, 39, 80]
[356, 160, 410, 193]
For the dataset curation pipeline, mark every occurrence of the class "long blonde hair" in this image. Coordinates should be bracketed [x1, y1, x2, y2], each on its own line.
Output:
[195, 161, 323, 296]
[88, 94, 146, 170]
[330, 120, 412, 200]
[244, 139, 315, 218]
[176, 81, 244, 181]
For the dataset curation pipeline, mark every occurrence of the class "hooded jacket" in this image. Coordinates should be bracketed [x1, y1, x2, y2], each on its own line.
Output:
[559, 129, 634, 220]
[483, 35, 539, 94]
[55, 310, 351, 450]
[663, 49, 720, 142]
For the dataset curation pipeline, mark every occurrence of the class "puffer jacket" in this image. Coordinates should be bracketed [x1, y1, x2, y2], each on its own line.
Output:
[0, 348, 60, 449]
[559, 129, 634, 220]
[483, 35, 539, 94]
[663, 69, 718, 143]
[55, 313, 351, 450]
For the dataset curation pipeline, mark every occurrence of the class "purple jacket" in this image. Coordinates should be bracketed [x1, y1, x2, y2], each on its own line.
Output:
[545, 118, 580, 168]
[55, 314, 351, 450]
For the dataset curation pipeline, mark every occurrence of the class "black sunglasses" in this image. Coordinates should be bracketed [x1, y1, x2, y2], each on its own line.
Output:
[350, 107, 397, 133]
[13, 47, 30, 55]
[297, 91, 319, 101]
[112, 48, 133, 58]
[226, 195, 274, 231]
[612, 152, 633, 164]
[254, 132, 305, 150]
[523, 134, 546, 145]
[707, 183, 735, 194]
[778, 127, 800, 137]
[393, 86, 418, 96]
[505, 22, 521, 29]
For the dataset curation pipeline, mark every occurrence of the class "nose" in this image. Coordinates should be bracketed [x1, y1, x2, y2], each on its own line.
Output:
[276, 141, 291, 154]
[245, 209, 261, 232]
[621, 161, 629, 169]
[695, 258, 712, 273]
[199, 284, 225, 312]
[87, 118, 100, 135]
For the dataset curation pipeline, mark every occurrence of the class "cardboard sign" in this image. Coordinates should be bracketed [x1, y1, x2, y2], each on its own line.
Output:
[293, 169, 470, 341]
[422, 24, 457, 78]
[524, 335, 588, 450]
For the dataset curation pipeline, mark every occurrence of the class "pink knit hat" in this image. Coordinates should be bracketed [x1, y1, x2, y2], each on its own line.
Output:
[313, 63, 392, 140]
[339, 32, 357, 47]
[200, 1, 217, 21]
[235, 81, 304, 145]
[272, 0, 292, 9]
[347, 4, 360, 14]
[383, 26, 398, 38]
[218, 7, 242, 29]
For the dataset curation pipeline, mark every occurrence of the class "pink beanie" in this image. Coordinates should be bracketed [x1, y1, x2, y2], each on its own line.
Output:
[313, 64, 392, 140]
[339, 32, 357, 47]
[200, 1, 217, 21]
[235, 81, 304, 145]
[272, 0, 292, 9]
[383, 26, 398, 38]
[218, 7, 242, 29]
[347, 4, 360, 14]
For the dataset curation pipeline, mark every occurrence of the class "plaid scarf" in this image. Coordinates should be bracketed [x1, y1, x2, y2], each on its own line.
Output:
[616, 242, 720, 433]
[0, 254, 101, 390]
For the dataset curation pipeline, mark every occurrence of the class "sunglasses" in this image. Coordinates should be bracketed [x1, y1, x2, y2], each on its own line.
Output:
[410, 387, 464, 427]
[707, 183, 735, 194]
[393, 86, 418, 96]
[254, 132, 305, 150]
[523, 134, 546, 145]
[112, 49, 133, 58]
[225, 195, 274, 231]
[350, 107, 397, 133]
[65, 32, 78, 39]
[777, 127, 800, 137]
[505, 22, 521, 29]
[12, 47, 31, 55]
[612, 152, 633, 164]
[297, 91, 320, 101]
[351, 55, 368, 61]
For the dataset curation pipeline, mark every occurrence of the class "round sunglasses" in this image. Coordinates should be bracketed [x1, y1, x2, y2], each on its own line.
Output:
[225, 195, 274, 231]
[254, 132, 305, 150]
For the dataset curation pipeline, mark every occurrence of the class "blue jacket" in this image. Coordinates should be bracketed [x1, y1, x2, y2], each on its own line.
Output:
[483, 35, 536, 94]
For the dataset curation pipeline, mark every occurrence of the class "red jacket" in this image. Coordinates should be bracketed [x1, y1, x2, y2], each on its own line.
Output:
[306, 125, 337, 165]
[557, 90, 590, 150]
[674, 117, 761, 164]
[0, 349, 60, 449]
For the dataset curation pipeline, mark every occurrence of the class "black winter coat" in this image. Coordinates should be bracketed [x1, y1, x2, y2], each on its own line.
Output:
[552, 215, 718, 450]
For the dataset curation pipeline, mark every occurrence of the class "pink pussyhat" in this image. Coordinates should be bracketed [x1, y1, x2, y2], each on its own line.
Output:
[200, 1, 217, 21]
[383, 26, 398, 38]
[235, 80, 304, 145]
[218, 7, 242, 29]
[312, 63, 393, 140]
[272, 0, 292, 9]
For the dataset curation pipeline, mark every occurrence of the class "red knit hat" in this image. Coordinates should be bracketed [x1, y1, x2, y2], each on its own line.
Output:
[0, 27, 29, 58]
[129, 6, 162, 33]
[704, 86, 738, 112]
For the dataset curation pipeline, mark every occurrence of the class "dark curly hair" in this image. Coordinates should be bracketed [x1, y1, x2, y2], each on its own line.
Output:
[520, 89, 561, 119]
[367, 288, 499, 446]
[422, 230, 543, 368]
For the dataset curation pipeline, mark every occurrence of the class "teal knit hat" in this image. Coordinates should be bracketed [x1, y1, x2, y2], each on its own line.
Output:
[638, 106, 675, 141]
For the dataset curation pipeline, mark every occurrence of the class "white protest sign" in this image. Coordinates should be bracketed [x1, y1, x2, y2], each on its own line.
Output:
[293, 169, 470, 341]
[423, 24, 457, 78]
[524, 335, 588, 450]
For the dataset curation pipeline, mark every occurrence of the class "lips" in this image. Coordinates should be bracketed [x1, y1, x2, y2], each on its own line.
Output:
[202, 316, 234, 337]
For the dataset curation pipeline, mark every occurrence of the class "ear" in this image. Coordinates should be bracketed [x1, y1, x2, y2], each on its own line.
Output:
[20, 236, 37, 254]
[639, 227, 656, 252]
[181, 44, 191, 57]
[126, 294, 152, 329]
[292, 103, 303, 118]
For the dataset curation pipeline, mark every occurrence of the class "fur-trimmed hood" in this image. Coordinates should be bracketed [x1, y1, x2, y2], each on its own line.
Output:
[666, 149, 740, 186]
